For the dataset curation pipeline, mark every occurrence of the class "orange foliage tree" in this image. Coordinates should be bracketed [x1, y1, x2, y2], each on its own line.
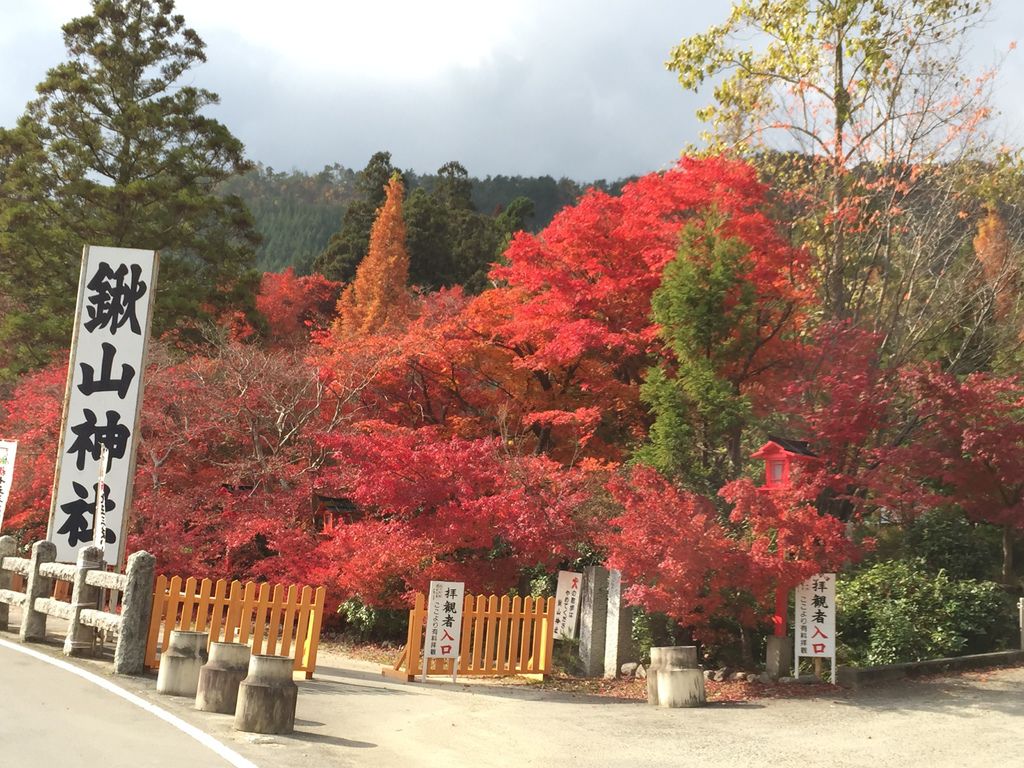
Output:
[335, 174, 411, 337]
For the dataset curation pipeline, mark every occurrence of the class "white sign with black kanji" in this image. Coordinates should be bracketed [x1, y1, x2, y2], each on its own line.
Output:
[48, 246, 158, 565]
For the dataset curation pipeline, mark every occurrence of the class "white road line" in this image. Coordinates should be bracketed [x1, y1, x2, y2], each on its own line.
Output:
[0, 638, 259, 768]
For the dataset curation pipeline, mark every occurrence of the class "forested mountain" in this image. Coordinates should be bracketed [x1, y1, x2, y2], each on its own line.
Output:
[219, 164, 358, 273]
[221, 157, 632, 275]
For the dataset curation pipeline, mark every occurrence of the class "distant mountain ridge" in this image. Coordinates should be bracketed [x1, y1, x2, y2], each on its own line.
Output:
[220, 162, 632, 274]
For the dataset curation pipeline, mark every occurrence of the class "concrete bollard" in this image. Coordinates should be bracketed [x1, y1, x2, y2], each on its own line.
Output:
[156, 630, 209, 697]
[765, 635, 793, 680]
[646, 648, 664, 706]
[650, 646, 706, 708]
[234, 654, 298, 735]
[196, 642, 251, 714]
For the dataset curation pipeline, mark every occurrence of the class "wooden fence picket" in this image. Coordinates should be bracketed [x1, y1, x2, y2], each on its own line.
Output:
[265, 584, 285, 652]
[279, 584, 299, 657]
[193, 578, 212, 632]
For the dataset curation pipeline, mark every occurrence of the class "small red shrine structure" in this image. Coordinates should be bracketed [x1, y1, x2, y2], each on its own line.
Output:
[752, 435, 820, 491]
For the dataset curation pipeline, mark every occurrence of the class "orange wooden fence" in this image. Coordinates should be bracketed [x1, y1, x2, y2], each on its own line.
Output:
[10, 575, 71, 601]
[384, 593, 555, 682]
[146, 575, 326, 679]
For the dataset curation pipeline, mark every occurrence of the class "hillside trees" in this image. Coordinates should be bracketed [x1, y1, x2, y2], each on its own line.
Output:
[669, 0, 1007, 366]
[405, 161, 501, 291]
[219, 164, 356, 273]
[0, 0, 259, 381]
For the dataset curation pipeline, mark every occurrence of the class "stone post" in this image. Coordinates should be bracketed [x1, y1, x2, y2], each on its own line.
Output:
[63, 545, 104, 657]
[0, 535, 16, 631]
[114, 550, 155, 675]
[603, 569, 633, 679]
[766, 635, 793, 680]
[157, 630, 209, 697]
[234, 654, 298, 735]
[577, 566, 608, 677]
[197, 642, 251, 714]
[20, 540, 56, 642]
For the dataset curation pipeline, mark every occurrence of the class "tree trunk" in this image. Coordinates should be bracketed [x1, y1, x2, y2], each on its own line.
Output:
[739, 625, 753, 666]
[829, 27, 850, 320]
[1002, 524, 1015, 587]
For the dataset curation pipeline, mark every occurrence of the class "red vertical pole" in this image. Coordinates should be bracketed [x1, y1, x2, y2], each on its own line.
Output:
[774, 588, 786, 637]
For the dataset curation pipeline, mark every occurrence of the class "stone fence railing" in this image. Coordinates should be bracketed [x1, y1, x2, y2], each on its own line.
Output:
[0, 536, 154, 674]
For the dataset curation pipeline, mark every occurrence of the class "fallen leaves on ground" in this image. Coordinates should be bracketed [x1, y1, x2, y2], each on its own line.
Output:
[496, 673, 845, 703]
[320, 636, 402, 666]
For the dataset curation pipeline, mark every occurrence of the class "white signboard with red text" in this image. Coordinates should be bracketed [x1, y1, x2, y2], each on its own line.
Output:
[552, 570, 583, 640]
[47, 246, 158, 565]
[794, 572, 837, 684]
[424, 580, 465, 660]
[0, 440, 17, 530]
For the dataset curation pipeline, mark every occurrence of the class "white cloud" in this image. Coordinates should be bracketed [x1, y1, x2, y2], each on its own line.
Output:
[174, 0, 532, 82]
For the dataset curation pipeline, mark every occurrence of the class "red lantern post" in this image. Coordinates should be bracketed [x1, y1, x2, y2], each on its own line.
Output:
[751, 436, 821, 637]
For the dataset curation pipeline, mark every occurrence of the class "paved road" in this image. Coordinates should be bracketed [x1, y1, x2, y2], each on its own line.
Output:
[1, 632, 1023, 768]
[0, 641, 245, 767]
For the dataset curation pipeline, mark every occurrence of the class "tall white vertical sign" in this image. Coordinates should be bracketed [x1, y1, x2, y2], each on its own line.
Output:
[552, 570, 583, 640]
[422, 580, 464, 682]
[48, 246, 158, 565]
[0, 440, 17, 530]
[794, 572, 837, 684]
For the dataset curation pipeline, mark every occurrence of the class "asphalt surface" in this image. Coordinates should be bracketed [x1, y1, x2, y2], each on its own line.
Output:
[1, 622, 1022, 768]
[0, 641, 244, 767]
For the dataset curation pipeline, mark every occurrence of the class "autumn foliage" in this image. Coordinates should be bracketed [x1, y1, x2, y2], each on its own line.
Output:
[335, 174, 411, 337]
[3, 154, 1021, 650]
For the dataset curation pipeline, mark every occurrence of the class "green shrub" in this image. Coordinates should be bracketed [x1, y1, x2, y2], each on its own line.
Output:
[337, 597, 408, 642]
[837, 560, 1016, 666]
[903, 509, 1002, 581]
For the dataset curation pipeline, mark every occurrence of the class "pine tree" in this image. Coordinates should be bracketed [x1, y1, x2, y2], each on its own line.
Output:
[0, 0, 259, 380]
[335, 174, 410, 336]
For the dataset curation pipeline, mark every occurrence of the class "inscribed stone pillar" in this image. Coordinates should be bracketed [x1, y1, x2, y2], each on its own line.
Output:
[603, 569, 633, 679]
[577, 566, 608, 677]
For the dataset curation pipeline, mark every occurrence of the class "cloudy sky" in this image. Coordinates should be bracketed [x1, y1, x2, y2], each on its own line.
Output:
[1, 0, 1021, 181]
